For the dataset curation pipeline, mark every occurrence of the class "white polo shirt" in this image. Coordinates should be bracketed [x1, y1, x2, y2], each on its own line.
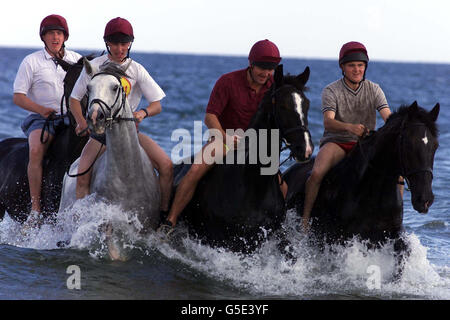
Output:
[71, 55, 165, 112]
[13, 48, 82, 114]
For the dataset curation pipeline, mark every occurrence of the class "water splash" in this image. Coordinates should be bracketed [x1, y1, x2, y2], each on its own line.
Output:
[152, 210, 450, 299]
[0, 195, 145, 260]
[0, 204, 448, 299]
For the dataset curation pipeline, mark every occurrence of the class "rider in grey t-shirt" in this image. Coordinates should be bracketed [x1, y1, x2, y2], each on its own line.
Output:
[320, 77, 389, 146]
[301, 41, 393, 232]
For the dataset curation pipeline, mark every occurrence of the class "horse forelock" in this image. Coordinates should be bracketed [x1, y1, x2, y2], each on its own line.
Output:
[284, 74, 309, 92]
[96, 61, 131, 81]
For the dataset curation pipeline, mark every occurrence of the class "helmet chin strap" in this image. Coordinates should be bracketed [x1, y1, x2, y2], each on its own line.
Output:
[105, 42, 132, 63]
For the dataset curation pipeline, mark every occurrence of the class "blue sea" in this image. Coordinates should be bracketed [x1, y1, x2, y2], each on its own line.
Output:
[0, 47, 448, 301]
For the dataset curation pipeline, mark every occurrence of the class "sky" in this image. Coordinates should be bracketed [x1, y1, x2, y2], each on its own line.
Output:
[2, 0, 450, 64]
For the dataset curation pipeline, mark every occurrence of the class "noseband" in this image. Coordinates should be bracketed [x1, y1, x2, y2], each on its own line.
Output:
[88, 72, 136, 127]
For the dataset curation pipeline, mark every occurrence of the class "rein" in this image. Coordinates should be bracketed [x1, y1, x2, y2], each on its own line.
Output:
[270, 85, 310, 165]
[398, 119, 434, 189]
[88, 72, 136, 127]
[39, 86, 72, 144]
[358, 118, 433, 190]
[68, 71, 136, 178]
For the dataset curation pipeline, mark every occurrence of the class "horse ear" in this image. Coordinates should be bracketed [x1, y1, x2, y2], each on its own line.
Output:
[274, 64, 284, 87]
[429, 103, 440, 122]
[83, 57, 97, 76]
[409, 101, 419, 114]
[296, 66, 310, 86]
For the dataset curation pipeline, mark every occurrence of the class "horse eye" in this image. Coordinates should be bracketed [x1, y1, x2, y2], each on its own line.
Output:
[113, 84, 119, 91]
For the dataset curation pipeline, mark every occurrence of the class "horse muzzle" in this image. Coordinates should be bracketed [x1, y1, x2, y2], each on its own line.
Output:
[412, 194, 434, 214]
[293, 140, 314, 163]
[87, 106, 106, 135]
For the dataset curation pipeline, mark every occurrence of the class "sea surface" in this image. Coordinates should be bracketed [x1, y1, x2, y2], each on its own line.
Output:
[0, 47, 448, 301]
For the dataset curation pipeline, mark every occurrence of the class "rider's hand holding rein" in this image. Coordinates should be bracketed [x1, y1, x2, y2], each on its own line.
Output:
[133, 100, 162, 124]
[13, 93, 56, 119]
[40, 106, 57, 119]
[348, 123, 368, 137]
[70, 97, 89, 136]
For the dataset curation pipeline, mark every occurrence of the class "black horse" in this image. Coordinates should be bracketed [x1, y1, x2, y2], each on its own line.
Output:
[0, 56, 91, 223]
[283, 101, 440, 274]
[173, 65, 313, 253]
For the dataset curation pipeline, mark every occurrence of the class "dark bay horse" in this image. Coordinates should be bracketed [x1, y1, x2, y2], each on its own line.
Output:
[283, 101, 440, 275]
[173, 65, 313, 253]
[0, 57, 90, 223]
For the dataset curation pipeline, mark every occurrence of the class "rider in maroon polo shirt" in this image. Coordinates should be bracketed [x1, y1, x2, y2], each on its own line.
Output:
[206, 65, 273, 131]
[158, 39, 283, 235]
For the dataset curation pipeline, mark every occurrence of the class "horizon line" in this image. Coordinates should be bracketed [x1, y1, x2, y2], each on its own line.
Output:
[1, 45, 449, 66]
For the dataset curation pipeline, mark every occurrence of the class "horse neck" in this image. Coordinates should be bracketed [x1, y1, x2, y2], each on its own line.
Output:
[104, 101, 144, 176]
[341, 128, 401, 190]
[244, 101, 280, 179]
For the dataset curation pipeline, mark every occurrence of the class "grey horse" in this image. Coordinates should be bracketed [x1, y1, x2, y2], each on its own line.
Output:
[59, 59, 160, 259]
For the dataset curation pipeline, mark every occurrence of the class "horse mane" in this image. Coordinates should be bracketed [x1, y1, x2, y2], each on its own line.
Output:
[97, 61, 131, 80]
[327, 103, 438, 186]
[384, 105, 438, 137]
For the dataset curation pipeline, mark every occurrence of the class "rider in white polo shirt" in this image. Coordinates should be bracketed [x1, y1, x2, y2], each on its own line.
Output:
[13, 14, 81, 226]
[70, 17, 173, 215]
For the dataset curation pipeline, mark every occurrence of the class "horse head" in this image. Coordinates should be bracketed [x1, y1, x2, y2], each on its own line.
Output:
[83, 59, 132, 135]
[394, 101, 440, 213]
[56, 55, 95, 121]
[271, 64, 314, 162]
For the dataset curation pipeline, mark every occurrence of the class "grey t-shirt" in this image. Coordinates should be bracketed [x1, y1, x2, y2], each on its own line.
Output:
[320, 78, 389, 146]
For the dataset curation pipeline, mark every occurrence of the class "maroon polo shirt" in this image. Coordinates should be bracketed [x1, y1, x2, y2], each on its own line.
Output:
[206, 68, 273, 130]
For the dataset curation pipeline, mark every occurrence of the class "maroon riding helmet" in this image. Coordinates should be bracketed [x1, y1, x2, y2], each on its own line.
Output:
[248, 39, 281, 70]
[339, 41, 369, 66]
[339, 41, 369, 81]
[39, 14, 69, 41]
[104, 17, 134, 43]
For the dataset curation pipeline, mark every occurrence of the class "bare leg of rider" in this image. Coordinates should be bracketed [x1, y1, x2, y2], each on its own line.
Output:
[165, 138, 226, 227]
[398, 176, 405, 199]
[27, 129, 53, 213]
[302, 143, 346, 231]
[138, 133, 173, 212]
[76, 138, 106, 199]
[166, 161, 214, 226]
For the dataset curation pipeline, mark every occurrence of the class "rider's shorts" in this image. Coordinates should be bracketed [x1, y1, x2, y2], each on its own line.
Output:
[21, 113, 68, 138]
[335, 141, 357, 154]
[90, 132, 106, 145]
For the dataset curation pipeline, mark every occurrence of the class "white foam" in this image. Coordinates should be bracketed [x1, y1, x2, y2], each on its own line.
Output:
[1, 204, 448, 299]
[0, 195, 144, 259]
[153, 209, 450, 299]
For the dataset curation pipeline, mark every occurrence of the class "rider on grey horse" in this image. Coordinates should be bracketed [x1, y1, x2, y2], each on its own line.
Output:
[69, 17, 173, 215]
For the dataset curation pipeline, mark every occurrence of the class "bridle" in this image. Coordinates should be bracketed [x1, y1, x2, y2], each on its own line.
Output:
[87, 72, 136, 128]
[67, 71, 136, 178]
[270, 84, 311, 165]
[397, 118, 434, 189]
[358, 118, 434, 190]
